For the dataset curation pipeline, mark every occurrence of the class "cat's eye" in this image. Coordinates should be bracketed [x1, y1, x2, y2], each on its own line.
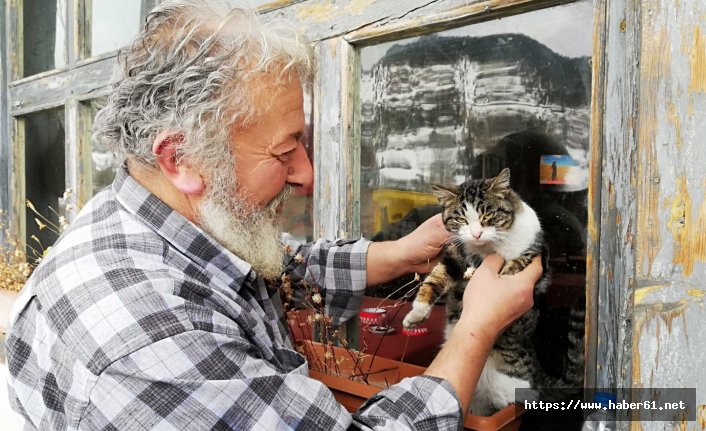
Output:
[481, 214, 493, 223]
[454, 216, 467, 224]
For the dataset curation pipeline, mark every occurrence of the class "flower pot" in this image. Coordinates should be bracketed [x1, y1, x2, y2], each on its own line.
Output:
[296, 341, 524, 431]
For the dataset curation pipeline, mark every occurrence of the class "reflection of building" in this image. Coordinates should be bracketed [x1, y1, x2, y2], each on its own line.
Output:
[361, 33, 591, 193]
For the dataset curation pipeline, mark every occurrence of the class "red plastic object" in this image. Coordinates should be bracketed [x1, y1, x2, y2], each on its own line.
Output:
[359, 307, 386, 326]
[401, 326, 429, 336]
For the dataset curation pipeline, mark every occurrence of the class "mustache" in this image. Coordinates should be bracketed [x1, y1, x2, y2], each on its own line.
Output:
[265, 184, 296, 215]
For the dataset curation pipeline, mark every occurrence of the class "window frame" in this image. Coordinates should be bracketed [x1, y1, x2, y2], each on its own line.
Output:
[310, 0, 604, 388]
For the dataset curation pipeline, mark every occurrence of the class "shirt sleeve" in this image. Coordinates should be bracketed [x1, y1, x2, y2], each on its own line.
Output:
[281, 234, 370, 326]
[80, 330, 463, 430]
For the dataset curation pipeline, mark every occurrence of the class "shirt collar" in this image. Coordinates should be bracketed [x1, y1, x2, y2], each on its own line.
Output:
[112, 165, 255, 290]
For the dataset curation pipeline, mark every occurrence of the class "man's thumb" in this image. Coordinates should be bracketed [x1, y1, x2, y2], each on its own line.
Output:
[480, 254, 504, 274]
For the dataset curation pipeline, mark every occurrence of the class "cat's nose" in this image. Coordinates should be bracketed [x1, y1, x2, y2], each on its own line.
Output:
[473, 232, 482, 240]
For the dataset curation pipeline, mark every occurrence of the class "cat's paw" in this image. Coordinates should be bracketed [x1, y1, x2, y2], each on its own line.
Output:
[463, 266, 476, 280]
[403, 302, 432, 328]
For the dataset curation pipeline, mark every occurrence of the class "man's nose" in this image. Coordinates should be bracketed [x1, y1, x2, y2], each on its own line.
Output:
[286, 143, 314, 195]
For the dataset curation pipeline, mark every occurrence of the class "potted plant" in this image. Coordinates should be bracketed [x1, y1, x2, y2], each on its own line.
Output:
[283, 278, 525, 431]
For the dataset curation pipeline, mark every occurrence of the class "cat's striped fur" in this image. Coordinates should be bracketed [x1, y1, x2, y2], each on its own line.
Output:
[402, 168, 584, 415]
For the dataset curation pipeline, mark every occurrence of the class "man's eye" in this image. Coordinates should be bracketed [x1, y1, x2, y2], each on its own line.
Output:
[277, 150, 296, 162]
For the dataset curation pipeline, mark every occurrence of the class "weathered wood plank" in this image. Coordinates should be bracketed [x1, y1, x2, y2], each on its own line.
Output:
[632, 283, 705, 430]
[11, 116, 25, 241]
[596, 0, 640, 397]
[8, 0, 21, 81]
[635, 0, 706, 281]
[0, 0, 10, 217]
[256, 0, 308, 13]
[313, 38, 360, 240]
[313, 38, 343, 242]
[9, 56, 116, 116]
[263, 0, 574, 44]
[75, 99, 95, 208]
[583, 0, 607, 391]
[345, 0, 575, 45]
[64, 99, 79, 217]
[312, 37, 360, 346]
[67, 0, 77, 68]
[631, 0, 706, 425]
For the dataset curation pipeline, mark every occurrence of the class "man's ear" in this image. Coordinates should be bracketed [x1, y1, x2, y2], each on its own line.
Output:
[152, 131, 204, 195]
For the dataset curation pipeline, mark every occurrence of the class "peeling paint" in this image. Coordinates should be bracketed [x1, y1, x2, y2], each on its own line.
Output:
[689, 26, 706, 94]
[290, 0, 378, 22]
[697, 403, 706, 430]
[667, 103, 683, 149]
[687, 289, 706, 298]
[669, 177, 706, 276]
[345, 0, 377, 15]
[632, 297, 699, 388]
[634, 284, 666, 305]
[257, 0, 302, 13]
[637, 25, 668, 277]
[296, 2, 337, 24]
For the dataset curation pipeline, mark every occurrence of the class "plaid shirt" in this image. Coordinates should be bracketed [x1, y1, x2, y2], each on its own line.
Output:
[6, 166, 462, 430]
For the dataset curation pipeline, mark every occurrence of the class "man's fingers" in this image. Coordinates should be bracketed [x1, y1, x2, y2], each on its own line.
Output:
[479, 254, 504, 274]
[515, 256, 543, 284]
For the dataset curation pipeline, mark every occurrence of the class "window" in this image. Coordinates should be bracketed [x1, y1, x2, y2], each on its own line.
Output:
[21, 108, 66, 256]
[79, 0, 157, 59]
[81, 98, 119, 197]
[359, 1, 592, 288]
[357, 1, 593, 369]
[280, 89, 314, 242]
[20, 0, 68, 77]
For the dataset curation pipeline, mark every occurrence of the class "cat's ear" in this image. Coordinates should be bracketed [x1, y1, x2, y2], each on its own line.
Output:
[487, 168, 511, 196]
[431, 184, 460, 207]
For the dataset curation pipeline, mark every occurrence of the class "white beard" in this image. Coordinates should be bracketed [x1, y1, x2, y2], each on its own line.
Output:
[199, 199, 284, 279]
[197, 172, 294, 280]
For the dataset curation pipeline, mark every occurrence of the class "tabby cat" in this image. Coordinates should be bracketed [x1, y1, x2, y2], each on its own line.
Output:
[402, 168, 584, 416]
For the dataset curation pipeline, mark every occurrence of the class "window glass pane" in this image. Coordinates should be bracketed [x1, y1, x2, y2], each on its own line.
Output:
[23, 108, 66, 258]
[85, 98, 120, 196]
[82, 0, 156, 58]
[22, 0, 67, 77]
[358, 0, 592, 368]
[280, 88, 314, 242]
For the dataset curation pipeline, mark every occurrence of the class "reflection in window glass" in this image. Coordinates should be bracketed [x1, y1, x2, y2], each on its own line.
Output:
[86, 98, 120, 196]
[280, 89, 314, 242]
[358, 1, 592, 367]
[24, 108, 66, 256]
[22, 0, 67, 77]
[82, 0, 156, 58]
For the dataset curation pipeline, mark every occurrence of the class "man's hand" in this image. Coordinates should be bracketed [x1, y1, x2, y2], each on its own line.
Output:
[396, 214, 451, 274]
[424, 254, 541, 413]
[457, 254, 541, 344]
[366, 214, 450, 286]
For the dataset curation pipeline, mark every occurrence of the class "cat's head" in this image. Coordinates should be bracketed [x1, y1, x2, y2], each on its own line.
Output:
[431, 168, 521, 247]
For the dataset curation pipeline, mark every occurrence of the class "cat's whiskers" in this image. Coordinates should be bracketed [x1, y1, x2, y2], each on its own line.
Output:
[442, 234, 468, 249]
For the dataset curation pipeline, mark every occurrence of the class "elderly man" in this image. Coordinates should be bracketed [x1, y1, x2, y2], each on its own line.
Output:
[7, 1, 540, 429]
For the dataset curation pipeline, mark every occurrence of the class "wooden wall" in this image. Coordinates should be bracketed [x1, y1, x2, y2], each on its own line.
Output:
[629, 0, 706, 429]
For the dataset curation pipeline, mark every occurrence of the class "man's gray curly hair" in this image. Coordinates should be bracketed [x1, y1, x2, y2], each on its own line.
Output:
[93, 0, 315, 170]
